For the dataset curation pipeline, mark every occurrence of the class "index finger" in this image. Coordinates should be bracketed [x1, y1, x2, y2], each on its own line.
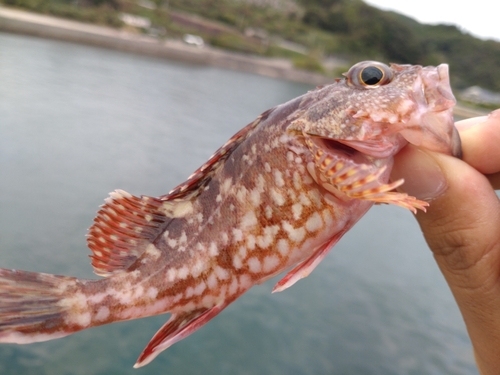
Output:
[456, 110, 500, 177]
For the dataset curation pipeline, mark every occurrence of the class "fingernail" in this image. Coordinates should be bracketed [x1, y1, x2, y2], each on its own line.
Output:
[392, 147, 447, 201]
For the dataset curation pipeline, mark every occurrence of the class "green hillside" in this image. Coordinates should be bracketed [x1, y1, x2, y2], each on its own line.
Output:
[2, 0, 499, 92]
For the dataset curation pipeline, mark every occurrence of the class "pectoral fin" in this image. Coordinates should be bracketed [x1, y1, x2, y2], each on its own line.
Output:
[134, 304, 226, 368]
[305, 136, 429, 213]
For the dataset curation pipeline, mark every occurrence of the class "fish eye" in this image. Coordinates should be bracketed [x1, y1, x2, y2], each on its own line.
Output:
[345, 61, 393, 88]
[360, 66, 384, 85]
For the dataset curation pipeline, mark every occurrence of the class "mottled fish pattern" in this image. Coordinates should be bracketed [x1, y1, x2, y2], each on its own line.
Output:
[0, 61, 461, 367]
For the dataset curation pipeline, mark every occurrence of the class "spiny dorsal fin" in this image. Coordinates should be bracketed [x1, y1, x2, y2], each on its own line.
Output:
[87, 190, 169, 277]
[161, 109, 273, 201]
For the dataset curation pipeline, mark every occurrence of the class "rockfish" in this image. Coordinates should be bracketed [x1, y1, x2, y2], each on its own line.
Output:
[0, 61, 462, 367]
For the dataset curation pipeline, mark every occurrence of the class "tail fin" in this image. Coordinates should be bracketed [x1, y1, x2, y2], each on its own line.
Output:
[0, 268, 80, 344]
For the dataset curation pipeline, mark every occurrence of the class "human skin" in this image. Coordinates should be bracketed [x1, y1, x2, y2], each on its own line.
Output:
[391, 109, 500, 375]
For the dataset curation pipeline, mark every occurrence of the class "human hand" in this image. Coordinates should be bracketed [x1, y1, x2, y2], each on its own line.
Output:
[391, 110, 500, 375]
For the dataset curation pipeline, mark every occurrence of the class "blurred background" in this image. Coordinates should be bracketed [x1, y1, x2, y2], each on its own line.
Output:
[1, 1, 498, 373]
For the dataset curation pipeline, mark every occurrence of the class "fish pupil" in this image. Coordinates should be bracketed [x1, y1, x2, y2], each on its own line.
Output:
[361, 66, 383, 85]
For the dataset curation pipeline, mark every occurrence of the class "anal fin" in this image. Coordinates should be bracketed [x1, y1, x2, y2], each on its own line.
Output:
[134, 304, 226, 368]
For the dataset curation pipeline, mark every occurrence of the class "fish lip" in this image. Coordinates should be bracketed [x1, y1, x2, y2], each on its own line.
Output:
[312, 137, 374, 165]
[400, 63, 463, 158]
[421, 64, 456, 111]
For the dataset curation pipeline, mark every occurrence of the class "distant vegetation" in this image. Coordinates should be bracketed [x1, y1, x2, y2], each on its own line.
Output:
[2, 0, 500, 92]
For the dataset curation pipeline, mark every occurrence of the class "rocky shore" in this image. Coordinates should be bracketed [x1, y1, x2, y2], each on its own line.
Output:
[0, 5, 333, 86]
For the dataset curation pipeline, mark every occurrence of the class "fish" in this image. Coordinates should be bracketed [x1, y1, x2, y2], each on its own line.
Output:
[0, 61, 461, 368]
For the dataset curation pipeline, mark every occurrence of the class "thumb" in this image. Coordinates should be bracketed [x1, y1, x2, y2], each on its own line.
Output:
[392, 145, 500, 375]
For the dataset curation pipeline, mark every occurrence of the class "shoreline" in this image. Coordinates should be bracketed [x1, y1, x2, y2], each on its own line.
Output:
[0, 5, 333, 86]
[0, 5, 488, 118]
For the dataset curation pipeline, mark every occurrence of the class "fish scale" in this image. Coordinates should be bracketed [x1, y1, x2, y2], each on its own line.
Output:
[0, 61, 462, 368]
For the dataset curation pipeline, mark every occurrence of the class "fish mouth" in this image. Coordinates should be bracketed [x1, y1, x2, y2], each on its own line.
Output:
[312, 137, 379, 165]
[399, 64, 462, 159]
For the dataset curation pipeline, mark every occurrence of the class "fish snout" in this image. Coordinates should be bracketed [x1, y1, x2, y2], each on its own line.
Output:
[400, 63, 462, 158]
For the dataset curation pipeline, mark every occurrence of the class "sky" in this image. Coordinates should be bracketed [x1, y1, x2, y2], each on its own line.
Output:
[364, 0, 500, 42]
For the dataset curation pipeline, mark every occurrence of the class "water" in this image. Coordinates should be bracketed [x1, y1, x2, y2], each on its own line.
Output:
[0, 32, 478, 375]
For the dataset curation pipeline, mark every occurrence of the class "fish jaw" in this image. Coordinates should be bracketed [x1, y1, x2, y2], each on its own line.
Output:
[398, 63, 462, 158]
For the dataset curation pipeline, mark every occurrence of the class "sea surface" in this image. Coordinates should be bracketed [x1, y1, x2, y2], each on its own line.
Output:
[0, 32, 478, 375]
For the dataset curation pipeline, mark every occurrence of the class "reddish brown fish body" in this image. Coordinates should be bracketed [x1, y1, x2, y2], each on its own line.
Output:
[0, 61, 461, 367]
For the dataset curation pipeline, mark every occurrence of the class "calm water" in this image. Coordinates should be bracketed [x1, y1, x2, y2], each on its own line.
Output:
[0, 32, 478, 375]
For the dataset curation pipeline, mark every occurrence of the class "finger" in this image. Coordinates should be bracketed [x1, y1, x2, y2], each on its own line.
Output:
[393, 146, 500, 375]
[455, 109, 500, 175]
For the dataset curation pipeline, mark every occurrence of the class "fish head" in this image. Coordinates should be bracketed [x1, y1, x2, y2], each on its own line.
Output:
[290, 61, 461, 160]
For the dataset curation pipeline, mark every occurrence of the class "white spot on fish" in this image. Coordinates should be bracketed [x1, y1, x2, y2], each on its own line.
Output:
[228, 277, 239, 295]
[162, 200, 194, 218]
[236, 187, 248, 204]
[271, 188, 285, 206]
[87, 292, 108, 304]
[221, 232, 229, 246]
[145, 244, 161, 260]
[322, 209, 334, 227]
[72, 312, 91, 327]
[282, 221, 306, 243]
[178, 266, 189, 279]
[306, 212, 323, 232]
[237, 250, 247, 267]
[167, 268, 177, 282]
[277, 239, 289, 256]
[179, 231, 187, 244]
[201, 295, 215, 308]
[265, 205, 273, 219]
[299, 192, 311, 206]
[250, 188, 261, 206]
[246, 234, 256, 250]
[263, 255, 280, 273]
[248, 257, 261, 273]
[239, 274, 252, 290]
[233, 255, 243, 269]
[221, 178, 233, 194]
[95, 306, 110, 322]
[232, 228, 243, 242]
[292, 203, 303, 220]
[215, 266, 229, 280]
[191, 259, 204, 277]
[207, 273, 218, 289]
[256, 225, 279, 248]
[147, 287, 158, 299]
[240, 211, 258, 230]
[273, 169, 285, 187]
[194, 281, 206, 295]
[209, 242, 219, 256]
